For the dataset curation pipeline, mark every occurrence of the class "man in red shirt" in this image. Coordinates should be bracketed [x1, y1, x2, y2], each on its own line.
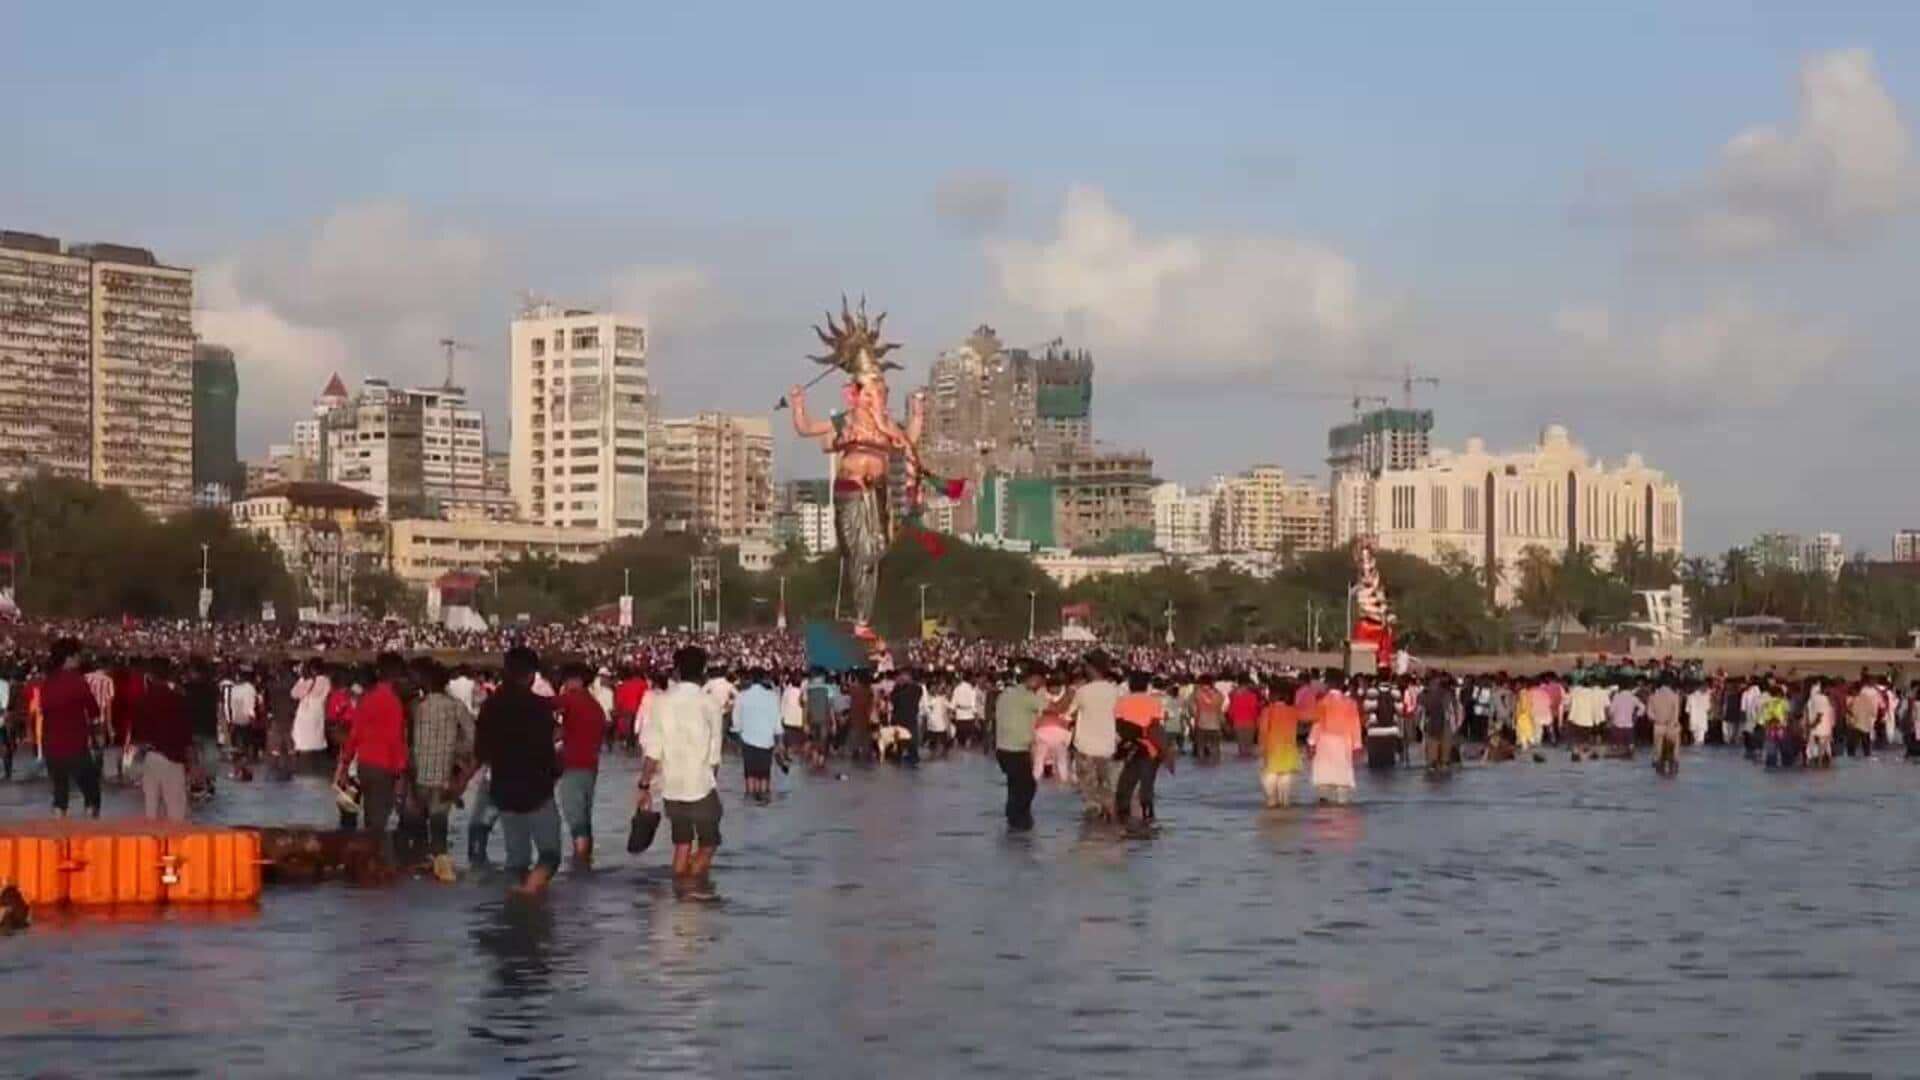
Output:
[335, 653, 411, 863]
[40, 638, 102, 818]
[134, 658, 193, 821]
[613, 665, 649, 751]
[554, 662, 607, 866]
[1227, 676, 1263, 759]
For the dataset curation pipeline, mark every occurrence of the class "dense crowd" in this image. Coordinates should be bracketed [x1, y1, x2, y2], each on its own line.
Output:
[2, 617, 1913, 902]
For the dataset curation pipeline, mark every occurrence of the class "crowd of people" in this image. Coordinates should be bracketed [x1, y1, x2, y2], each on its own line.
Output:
[2, 617, 1914, 902]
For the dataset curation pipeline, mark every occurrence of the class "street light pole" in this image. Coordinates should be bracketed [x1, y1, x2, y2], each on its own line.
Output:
[1164, 599, 1175, 646]
[199, 542, 210, 623]
[1027, 590, 1037, 641]
[918, 582, 929, 631]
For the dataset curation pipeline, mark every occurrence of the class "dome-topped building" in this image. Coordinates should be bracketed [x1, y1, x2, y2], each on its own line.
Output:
[1367, 424, 1684, 604]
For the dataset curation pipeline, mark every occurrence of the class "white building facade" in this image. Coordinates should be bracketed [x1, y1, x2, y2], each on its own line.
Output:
[1150, 482, 1216, 555]
[509, 303, 650, 535]
[1369, 425, 1684, 603]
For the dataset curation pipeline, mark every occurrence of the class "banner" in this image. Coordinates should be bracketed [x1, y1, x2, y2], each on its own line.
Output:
[197, 587, 213, 621]
[261, 601, 276, 623]
[618, 594, 634, 629]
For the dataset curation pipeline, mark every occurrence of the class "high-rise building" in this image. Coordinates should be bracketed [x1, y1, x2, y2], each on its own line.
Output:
[648, 412, 773, 542]
[1150, 482, 1216, 555]
[1893, 530, 1920, 563]
[509, 302, 650, 534]
[922, 327, 1096, 533]
[1802, 532, 1846, 579]
[1213, 465, 1331, 556]
[1747, 531, 1804, 572]
[192, 344, 241, 502]
[323, 377, 425, 519]
[1371, 425, 1684, 603]
[407, 384, 487, 503]
[1051, 449, 1155, 552]
[0, 232, 92, 487]
[0, 231, 194, 514]
[1327, 407, 1433, 545]
[1033, 341, 1093, 464]
[774, 479, 836, 556]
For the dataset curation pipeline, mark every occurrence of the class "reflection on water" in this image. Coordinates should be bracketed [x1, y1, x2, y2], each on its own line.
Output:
[6, 751, 1920, 1076]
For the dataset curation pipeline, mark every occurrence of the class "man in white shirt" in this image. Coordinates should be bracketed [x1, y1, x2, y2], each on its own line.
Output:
[225, 672, 260, 766]
[951, 677, 981, 749]
[702, 669, 738, 729]
[291, 660, 332, 760]
[640, 645, 726, 899]
[1739, 680, 1765, 741]
[446, 667, 478, 712]
[1807, 680, 1836, 765]
[1068, 652, 1122, 821]
[921, 684, 952, 759]
[1684, 682, 1713, 747]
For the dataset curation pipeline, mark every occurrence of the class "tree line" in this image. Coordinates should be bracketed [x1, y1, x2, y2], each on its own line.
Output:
[5, 474, 1910, 651]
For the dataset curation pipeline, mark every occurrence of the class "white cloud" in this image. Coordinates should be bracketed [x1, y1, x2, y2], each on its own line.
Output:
[608, 265, 723, 330]
[1639, 48, 1918, 257]
[196, 201, 507, 452]
[1551, 296, 1843, 406]
[986, 185, 1376, 379]
[1551, 305, 1612, 347]
[196, 261, 354, 438]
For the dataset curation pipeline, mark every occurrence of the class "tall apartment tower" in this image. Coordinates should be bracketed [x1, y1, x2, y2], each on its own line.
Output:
[192, 344, 241, 502]
[0, 231, 194, 514]
[406, 384, 487, 501]
[509, 302, 650, 534]
[648, 412, 774, 542]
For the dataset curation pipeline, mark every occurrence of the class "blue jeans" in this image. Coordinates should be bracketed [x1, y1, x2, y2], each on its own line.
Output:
[500, 799, 563, 875]
[556, 768, 597, 841]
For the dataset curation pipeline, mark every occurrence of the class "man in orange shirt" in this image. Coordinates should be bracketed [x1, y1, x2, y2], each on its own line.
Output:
[1113, 671, 1169, 825]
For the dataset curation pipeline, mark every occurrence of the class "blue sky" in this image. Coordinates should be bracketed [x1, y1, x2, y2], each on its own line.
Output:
[8, 2, 1920, 553]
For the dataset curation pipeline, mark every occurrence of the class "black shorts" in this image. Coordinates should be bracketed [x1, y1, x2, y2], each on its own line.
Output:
[742, 745, 774, 781]
[665, 790, 723, 848]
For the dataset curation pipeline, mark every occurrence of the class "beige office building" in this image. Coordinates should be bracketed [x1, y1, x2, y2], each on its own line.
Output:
[509, 302, 650, 535]
[648, 412, 774, 543]
[387, 518, 611, 586]
[1213, 465, 1331, 556]
[1051, 449, 1155, 551]
[1370, 424, 1684, 603]
[0, 232, 194, 514]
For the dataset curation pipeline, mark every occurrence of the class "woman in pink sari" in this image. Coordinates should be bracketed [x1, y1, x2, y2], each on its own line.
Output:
[1309, 685, 1362, 803]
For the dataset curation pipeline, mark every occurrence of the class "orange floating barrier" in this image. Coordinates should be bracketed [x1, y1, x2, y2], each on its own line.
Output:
[67, 833, 165, 906]
[0, 821, 265, 907]
[163, 830, 262, 904]
[0, 834, 67, 907]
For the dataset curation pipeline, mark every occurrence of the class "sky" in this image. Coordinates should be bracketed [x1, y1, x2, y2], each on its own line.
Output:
[8, 1, 1920, 554]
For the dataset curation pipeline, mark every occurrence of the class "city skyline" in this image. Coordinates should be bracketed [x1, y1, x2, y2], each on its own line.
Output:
[10, 4, 1920, 552]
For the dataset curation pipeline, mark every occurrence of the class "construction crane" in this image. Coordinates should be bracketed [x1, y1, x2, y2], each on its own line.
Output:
[1270, 388, 1390, 418]
[1350, 363, 1439, 410]
[437, 337, 473, 391]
